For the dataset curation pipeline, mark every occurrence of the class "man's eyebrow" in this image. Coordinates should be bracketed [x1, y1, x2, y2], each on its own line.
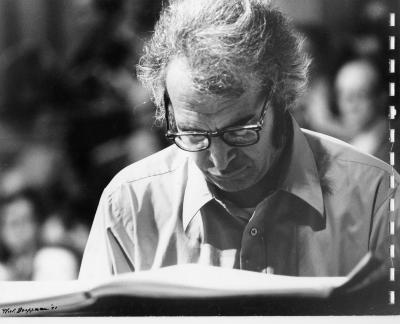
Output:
[176, 124, 206, 132]
[227, 114, 256, 127]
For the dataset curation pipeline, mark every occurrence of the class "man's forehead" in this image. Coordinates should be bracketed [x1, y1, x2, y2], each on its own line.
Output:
[165, 57, 223, 108]
[165, 57, 261, 113]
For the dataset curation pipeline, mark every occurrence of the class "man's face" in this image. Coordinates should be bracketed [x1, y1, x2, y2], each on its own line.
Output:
[335, 61, 382, 132]
[165, 58, 279, 193]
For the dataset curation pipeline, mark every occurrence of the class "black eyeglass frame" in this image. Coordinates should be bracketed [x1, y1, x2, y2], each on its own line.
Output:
[164, 90, 272, 152]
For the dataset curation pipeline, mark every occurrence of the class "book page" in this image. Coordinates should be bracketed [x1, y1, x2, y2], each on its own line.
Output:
[91, 264, 348, 299]
[0, 281, 92, 315]
[0, 264, 348, 314]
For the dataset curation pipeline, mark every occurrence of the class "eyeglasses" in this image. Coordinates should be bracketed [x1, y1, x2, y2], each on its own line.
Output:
[164, 91, 271, 152]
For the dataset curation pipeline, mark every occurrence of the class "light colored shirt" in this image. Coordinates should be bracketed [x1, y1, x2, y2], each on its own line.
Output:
[349, 117, 389, 163]
[79, 118, 399, 280]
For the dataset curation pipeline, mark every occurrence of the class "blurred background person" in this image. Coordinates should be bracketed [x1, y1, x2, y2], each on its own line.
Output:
[293, 24, 353, 141]
[0, 189, 81, 280]
[32, 246, 80, 281]
[335, 58, 389, 162]
[0, 190, 44, 280]
[40, 201, 90, 257]
[291, 0, 398, 166]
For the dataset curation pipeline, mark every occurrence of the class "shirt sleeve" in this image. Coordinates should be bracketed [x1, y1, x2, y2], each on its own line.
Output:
[78, 192, 115, 280]
[79, 186, 137, 281]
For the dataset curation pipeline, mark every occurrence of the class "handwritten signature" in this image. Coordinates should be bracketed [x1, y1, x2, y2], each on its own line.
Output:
[1, 304, 58, 315]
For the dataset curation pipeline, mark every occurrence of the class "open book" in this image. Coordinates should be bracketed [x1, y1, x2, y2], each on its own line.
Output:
[0, 252, 382, 316]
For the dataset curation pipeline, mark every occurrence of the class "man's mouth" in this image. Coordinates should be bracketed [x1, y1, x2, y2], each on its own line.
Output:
[207, 165, 248, 179]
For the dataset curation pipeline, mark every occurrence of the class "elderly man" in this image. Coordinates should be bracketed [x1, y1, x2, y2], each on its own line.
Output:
[80, 0, 399, 280]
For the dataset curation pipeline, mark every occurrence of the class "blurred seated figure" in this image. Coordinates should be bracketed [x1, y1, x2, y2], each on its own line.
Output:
[293, 25, 354, 142]
[296, 75, 355, 142]
[32, 246, 79, 281]
[34, 204, 85, 280]
[334, 58, 389, 162]
[0, 190, 43, 280]
[41, 203, 90, 256]
[0, 190, 82, 280]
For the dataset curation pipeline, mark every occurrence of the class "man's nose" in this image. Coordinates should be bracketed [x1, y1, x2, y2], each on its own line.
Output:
[207, 137, 235, 172]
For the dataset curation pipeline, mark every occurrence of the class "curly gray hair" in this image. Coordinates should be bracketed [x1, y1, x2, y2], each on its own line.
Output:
[137, 0, 309, 124]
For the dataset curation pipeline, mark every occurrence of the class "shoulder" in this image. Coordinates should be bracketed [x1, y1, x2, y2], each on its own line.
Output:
[97, 145, 191, 222]
[302, 128, 395, 177]
[302, 129, 399, 208]
[103, 145, 189, 195]
[94, 145, 191, 227]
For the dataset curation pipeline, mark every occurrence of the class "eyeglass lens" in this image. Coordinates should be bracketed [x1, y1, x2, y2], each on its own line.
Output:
[175, 128, 259, 151]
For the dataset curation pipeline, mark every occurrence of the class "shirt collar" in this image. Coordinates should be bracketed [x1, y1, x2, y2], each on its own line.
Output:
[182, 116, 325, 231]
[279, 116, 324, 217]
[182, 160, 214, 230]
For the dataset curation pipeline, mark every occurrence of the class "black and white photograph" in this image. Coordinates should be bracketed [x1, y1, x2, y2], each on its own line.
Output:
[0, 0, 399, 317]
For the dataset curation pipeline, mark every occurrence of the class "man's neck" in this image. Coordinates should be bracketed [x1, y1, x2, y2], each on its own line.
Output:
[216, 176, 278, 208]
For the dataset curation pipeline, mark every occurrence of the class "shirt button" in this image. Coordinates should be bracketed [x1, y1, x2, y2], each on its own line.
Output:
[250, 227, 258, 236]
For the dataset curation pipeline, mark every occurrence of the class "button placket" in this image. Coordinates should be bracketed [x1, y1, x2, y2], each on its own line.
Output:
[240, 220, 266, 271]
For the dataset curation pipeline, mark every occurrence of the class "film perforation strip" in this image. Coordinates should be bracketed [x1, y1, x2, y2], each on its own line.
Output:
[389, 12, 396, 305]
